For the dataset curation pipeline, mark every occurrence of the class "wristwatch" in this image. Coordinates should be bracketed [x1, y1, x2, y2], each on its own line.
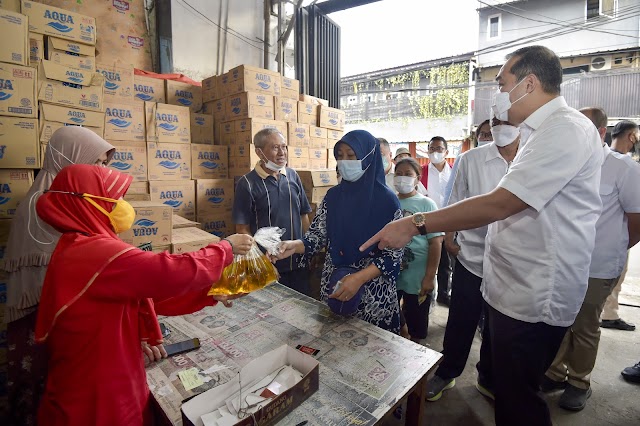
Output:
[411, 213, 428, 235]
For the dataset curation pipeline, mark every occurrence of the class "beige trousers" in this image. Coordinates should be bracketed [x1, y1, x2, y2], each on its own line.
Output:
[546, 276, 619, 389]
[601, 252, 629, 321]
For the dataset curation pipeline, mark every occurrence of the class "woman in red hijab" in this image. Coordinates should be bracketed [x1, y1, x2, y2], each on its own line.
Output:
[34, 164, 252, 425]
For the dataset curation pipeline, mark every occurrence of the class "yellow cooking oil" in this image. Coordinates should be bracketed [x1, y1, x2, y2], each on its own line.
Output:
[208, 253, 279, 296]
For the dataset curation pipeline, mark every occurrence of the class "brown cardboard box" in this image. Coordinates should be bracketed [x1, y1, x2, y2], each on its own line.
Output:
[299, 94, 329, 106]
[289, 146, 308, 161]
[224, 118, 288, 146]
[305, 186, 332, 203]
[0, 9, 28, 66]
[0, 169, 33, 218]
[309, 158, 327, 170]
[0, 0, 20, 12]
[287, 123, 310, 148]
[201, 98, 225, 119]
[145, 102, 191, 144]
[201, 75, 220, 103]
[127, 181, 148, 195]
[28, 33, 44, 67]
[327, 138, 339, 150]
[274, 96, 298, 123]
[310, 137, 327, 150]
[108, 141, 147, 182]
[230, 143, 254, 158]
[47, 37, 96, 72]
[119, 201, 172, 247]
[21, 0, 97, 45]
[191, 144, 228, 179]
[228, 152, 259, 178]
[150, 179, 196, 221]
[171, 226, 219, 254]
[288, 156, 309, 170]
[39, 103, 104, 144]
[124, 193, 150, 202]
[280, 76, 300, 100]
[134, 75, 165, 103]
[190, 113, 214, 145]
[298, 101, 318, 117]
[104, 102, 145, 141]
[198, 211, 234, 238]
[327, 150, 337, 169]
[151, 244, 170, 253]
[0, 117, 38, 168]
[297, 113, 317, 126]
[172, 214, 200, 229]
[223, 65, 281, 96]
[318, 106, 345, 130]
[309, 148, 328, 162]
[196, 178, 234, 217]
[225, 92, 274, 121]
[146, 142, 191, 181]
[327, 129, 343, 140]
[0, 63, 36, 118]
[297, 170, 339, 188]
[309, 126, 328, 139]
[38, 60, 104, 112]
[166, 80, 203, 113]
[96, 61, 134, 104]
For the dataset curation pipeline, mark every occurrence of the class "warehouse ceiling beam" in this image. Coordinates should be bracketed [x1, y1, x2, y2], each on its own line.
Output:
[315, 0, 383, 14]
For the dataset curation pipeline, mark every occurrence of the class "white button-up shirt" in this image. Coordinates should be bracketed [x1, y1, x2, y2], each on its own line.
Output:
[482, 97, 603, 327]
[427, 162, 451, 208]
[447, 143, 511, 278]
[590, 144, 640, 279]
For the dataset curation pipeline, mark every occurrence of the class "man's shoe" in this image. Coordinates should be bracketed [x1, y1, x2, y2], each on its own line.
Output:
[426, 376, 455, 401]
[558, 384, 592, 411]
[621, 361, 640, 383]
[475, 381, 495, 400]
[601, 319, 636, 331]
[540, 375, 567, 393]
[436, 294, 450, 306]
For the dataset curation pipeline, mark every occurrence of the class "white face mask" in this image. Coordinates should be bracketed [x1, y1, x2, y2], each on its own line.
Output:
[491, 124, 520, 147]
[477, 141, 492, 147]
[336, 146, 375, 182]
[393, 175, 416, 194]
[258, 149, 284, 172]
[428, 152, 445, 164]
[492, 78, 529, 122]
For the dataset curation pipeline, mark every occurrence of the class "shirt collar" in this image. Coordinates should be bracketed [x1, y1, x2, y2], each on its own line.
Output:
[429, 161, 451, 173]
[254, 161, 287, 179]
[484, 142, 503, 163]
[521, 96, 567, 131]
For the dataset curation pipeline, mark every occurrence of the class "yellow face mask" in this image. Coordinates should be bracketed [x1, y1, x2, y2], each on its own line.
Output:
[82, 194, 135, 234]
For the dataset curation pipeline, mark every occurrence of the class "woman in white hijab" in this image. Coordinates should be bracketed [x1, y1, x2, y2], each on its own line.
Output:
[3, 127, 114, 426]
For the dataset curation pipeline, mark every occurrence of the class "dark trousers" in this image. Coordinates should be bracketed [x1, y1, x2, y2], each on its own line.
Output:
[437, 244, 451, 298]
[488, 304, 568, 426]
[279, 268, 311, 297]
[436, 262, 492, 383]
[397, 290, 432, 339]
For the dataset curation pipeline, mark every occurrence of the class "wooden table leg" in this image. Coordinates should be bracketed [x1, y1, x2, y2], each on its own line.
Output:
[405, 374, 427, 426]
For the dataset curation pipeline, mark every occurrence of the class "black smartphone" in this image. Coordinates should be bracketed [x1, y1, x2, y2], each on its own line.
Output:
[165, 338, 200, 357]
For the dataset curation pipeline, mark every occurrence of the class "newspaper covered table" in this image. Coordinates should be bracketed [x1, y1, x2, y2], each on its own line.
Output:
[147, 283, 442, 426]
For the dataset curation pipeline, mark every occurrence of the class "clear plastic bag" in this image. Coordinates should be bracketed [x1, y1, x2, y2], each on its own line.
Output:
[208, 227, 285, 296]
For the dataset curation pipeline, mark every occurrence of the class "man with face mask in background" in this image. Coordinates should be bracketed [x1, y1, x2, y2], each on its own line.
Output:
[600, 120, 640, 332]
[426, 116, 520, 402]
[420, 136, 453, 305]
[361, 46, 603, 426]
[233, 128, 313, 296]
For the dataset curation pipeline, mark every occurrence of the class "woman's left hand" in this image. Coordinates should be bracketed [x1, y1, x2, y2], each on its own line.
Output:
[142, 342, 167, 365]
[329, 273, 364, 302]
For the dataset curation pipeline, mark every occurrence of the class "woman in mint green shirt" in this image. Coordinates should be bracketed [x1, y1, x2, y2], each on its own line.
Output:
[394, 158, 444, 341]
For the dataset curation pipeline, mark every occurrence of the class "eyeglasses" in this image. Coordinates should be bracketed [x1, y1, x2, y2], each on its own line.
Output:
[428, 146, 446, 153]
[478, 131, 492, 139]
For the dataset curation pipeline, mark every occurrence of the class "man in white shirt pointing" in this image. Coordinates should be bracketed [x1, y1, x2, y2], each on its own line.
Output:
[360, 45, 603, 426]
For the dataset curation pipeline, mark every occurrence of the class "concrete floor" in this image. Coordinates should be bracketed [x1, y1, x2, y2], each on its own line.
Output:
[388, 244, 640, 426]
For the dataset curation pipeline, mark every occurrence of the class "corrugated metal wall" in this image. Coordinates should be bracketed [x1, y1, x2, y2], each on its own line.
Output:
[295, 5, 341, 108]
[474, 68, 640, 124]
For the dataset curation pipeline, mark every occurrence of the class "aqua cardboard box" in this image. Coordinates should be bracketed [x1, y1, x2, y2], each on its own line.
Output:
[230, 143, 254, 158]
[191, 144, 228, 179]
[297, 113, 317, 126]
[201, 98, 225, 119]
[327, 150, 337, 169]
[226, 91, 274, 121]
[21, 0, 97, 45]
[0, 63, 36, 118]
[171, 226, 219, 254]
[280, 76, 299, 100]
[196, 178, 234, 217]
[299, 94, 328, 106]
[146, 142, 191, 181]
[190, 113, 214, 145]
[202, 75, 220, 103]
[297, 169, 339, 188]
[108, 141, 147, 182]
[0, 9, 28, 66]
[223, 65, 281, 96]
[0, 116, 38, 168]
[104, 102, 145, 141]
[47, 37, 96, 72]
[287, 123, 310, 148]
[288, 156, 309, 170]
[119, 201, 172, 247]
[38, 60, 104, 112]
[309, 158, 327, 170]
[274, 96, 297, 123]
[127, 181, 149, 195]
[134, 75, 165, 103]
[28, 32, 43, 67]
[145, 102, 191, 144]
[0, 0, 19, 12]
[310, 137, 327, 150]
[39, 103, 104, 144]
[318, 106, 345, 130]
[150, 179, 196, 221]
[172, 214, 200, 229]
[298, 101, 318, 117]
[225, 118, 288, 146]
[166, 80, 202, 113]
[198, 211, 234, 238]
[289, 146, 308, 161]
[309, 126, 328, 139]
[0, 169, 33, 218]
[96, 61, 134, 104]
[309, 148, 327, 163]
